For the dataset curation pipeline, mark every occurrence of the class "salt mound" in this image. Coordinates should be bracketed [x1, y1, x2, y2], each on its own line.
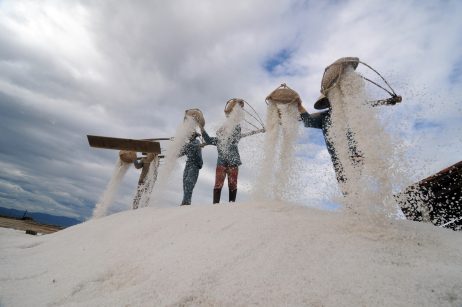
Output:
[1, 201, 461, 306]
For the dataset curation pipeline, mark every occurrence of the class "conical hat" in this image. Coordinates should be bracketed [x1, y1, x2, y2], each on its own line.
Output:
[266, 83, 301, 104]
[321, 57, 359, 95]
[315, 57, 359, 109]
[224, 98, 245, 114]
[314, 93, 330, 110]
[184, 108, 205, 128]
[119, 150, 137, 163]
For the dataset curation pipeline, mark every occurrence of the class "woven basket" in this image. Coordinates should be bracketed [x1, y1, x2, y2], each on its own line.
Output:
[321, 57, 359, 95]
[314, 57, 360, 110]
[224, 98, 245, 114]
[185, 109, 205, 128]
[266, 84, 301, 104]
[119, 150, 137, 163]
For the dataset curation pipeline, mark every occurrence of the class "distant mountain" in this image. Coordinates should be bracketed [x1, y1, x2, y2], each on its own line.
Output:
[0, 207, 82, 228]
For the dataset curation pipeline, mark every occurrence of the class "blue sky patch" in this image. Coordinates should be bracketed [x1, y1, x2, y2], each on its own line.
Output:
[449, 59, 462, 84]
[413, 120, 442, 130]
[263, 49, 292, 75]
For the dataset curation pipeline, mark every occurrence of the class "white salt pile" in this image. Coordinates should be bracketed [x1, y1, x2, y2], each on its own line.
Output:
[1, 201, 461, 306]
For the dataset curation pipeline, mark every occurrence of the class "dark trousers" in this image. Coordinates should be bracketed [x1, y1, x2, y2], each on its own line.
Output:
[182, 165, 200, 204]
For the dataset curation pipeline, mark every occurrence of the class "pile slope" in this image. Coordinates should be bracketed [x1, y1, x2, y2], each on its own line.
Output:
[1, 201, 461, 306]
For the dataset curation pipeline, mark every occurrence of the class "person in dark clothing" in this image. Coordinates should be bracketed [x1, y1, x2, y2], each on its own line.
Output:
[202, 125, 264, 204]
[299, 56, 402, 189]
[297, 96, 400, 188]
[297, 103, 352, 185]
[178, 132, 203, 206]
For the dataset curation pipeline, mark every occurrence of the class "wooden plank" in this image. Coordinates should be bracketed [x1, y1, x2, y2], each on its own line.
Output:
[396, 160, 462, 231]
[87, 135, 161, 154]
[0, 217, 63, 234]
[141, 138, 172, 141]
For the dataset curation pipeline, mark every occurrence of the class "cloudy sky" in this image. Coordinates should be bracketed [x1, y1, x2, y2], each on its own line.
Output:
[0, 0, 461, 220]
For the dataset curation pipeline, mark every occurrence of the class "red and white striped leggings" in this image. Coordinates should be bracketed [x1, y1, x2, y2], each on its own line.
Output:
[214, 165, 239, 191]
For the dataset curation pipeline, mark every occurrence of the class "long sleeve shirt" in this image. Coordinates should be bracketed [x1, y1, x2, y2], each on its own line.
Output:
[300, 110, 356, 183]
[202, 125, 243, 167]
[300, 97, 399, 182]
[300, 109, 367, 183]
[179, 138, 203, 169]
[300, 110, 339, 165]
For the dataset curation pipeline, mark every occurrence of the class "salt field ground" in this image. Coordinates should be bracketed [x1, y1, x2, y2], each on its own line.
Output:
[1, 200, 461, 307]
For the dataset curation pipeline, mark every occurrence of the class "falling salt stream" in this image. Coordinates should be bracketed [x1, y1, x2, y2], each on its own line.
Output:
[149, 117, 197, 207]
[327, 67, 400, 216]
[137, 156, 160, 208]
[253, 102, 278, 198]
[253, 102, 299, 201]
[274, 103, 300, 200]
[92, 158, 130, 219]
[217, 104, 245, 147]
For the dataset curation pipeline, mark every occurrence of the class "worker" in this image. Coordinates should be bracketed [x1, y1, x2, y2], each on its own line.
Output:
[202, 99, 264, 204]
[298, 57, 401, 190]
[178, 131, 203, 206]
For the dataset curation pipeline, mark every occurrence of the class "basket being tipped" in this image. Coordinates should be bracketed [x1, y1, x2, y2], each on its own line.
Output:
[184, 108, 205, 129]
[224, 98, 245, 114]
[265, 83, 302, 105]
[119, 150, 137, 163]
[315, 57, 360, 110]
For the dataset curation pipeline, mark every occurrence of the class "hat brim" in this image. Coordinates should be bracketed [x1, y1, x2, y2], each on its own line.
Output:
[314, 94, 330, 110]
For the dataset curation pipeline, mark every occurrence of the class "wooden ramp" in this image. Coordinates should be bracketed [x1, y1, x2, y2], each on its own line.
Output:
[397, 160, 462, 231]
[87, 135, 161, 153]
